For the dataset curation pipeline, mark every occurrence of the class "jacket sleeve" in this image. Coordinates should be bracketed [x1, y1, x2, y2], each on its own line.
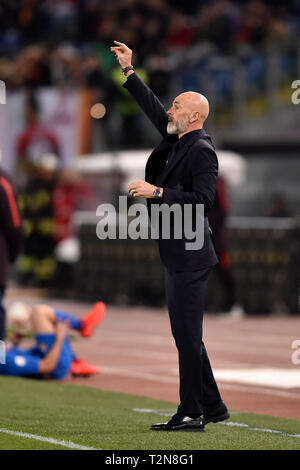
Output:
[0, 177, 24, 262]
[162, 147, 218, 214]
[122, 73, 169, 137]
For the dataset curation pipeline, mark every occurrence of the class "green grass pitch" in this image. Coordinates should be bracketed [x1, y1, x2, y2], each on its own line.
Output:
[0, 376, 299, 450]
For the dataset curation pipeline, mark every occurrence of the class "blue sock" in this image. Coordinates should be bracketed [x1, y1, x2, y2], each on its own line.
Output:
[55, 310, 82, 331]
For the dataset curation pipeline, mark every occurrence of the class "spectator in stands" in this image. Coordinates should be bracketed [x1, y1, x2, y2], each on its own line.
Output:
[267, 192, 297, 314]
[51, 45, 82, 88]
[16, 94, 60, 183]
[139, 16, 169, 62]
[111, 61, 149, 149]
[0, 0, 299, 95]
[52, 168, 93, 294]
[15, 94, 60, 287]
[0, 1, 299, 74]
[78, 0, 102, 42]
[1, 300, 106, 379]
[235, 0, 271, 48]
[164, 10, 195, 50]
[44, 0, 78, 42]
[53, 169, 92, 245]
[146, 53, 172, 102]
[17, 0, 50, 44]
[83, 53, 118, 149]
[0, 169, 24, 341]
[0, 0, 299, 155]
[208, 176, 243, 316]
[17, 153, 60, 288]
[14, 45, 52, 89]
[195, 0, 239, 52]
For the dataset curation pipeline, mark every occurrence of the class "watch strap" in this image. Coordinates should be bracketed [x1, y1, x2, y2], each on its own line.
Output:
[153, 187, 162, 199]
[122, 65, 134, 76]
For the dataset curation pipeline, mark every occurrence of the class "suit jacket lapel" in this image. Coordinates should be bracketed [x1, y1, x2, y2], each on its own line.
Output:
[155, 143, 189, 186]
[154, 129, 211, 186]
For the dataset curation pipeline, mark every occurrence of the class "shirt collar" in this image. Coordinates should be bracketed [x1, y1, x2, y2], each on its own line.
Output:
[177, 129, 206, 147]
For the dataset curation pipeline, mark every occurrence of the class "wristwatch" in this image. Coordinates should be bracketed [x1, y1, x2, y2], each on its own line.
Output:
[153, 187, 163, 199]
[122, 65, 134, 76]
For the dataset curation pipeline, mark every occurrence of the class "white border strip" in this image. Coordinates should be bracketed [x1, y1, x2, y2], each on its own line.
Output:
[0, 428, 100, 450]
[101, 366, 300, 399]
[132, 409, 300, 439]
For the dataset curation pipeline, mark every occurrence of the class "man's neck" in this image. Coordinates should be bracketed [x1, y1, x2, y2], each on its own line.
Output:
[178, 127, 203, 139]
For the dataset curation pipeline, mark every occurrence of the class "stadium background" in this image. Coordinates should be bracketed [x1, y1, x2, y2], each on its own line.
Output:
[0, 0, 300, 450]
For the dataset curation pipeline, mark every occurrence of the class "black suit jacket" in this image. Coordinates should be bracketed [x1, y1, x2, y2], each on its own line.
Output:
[123, 73, 218, 272]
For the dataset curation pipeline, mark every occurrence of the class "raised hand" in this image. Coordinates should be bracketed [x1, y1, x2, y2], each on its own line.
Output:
[110, 40, 133, 69]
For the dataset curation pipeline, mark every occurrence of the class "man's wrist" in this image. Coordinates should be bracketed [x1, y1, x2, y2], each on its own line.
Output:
[153, 187, 163, 199]
[125, 69, 135, 78]
[122, 65, 134, 76]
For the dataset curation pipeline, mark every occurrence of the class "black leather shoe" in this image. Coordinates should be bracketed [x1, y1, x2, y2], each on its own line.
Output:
[203, 400, 230, 424]
[150, 413, 205, 432]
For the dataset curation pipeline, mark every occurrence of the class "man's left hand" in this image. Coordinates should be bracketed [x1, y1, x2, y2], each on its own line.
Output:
[128, 181, 160, 199]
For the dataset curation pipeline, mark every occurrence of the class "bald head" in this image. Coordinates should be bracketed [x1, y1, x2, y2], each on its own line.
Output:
[179, 92, 210, 122]
[167, 91, 210, 137]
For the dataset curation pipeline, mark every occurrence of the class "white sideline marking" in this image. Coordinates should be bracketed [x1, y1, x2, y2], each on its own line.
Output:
[214, 368, 300, 389]
[131, 408, 244, 417]
[0, 428, 100, 450]
[220, 421, 300, 439]
[132, 409, 300, 439]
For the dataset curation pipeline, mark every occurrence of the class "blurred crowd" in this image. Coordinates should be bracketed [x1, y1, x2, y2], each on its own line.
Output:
[0, 0, 299, 90]
[0, 1, 298, 310]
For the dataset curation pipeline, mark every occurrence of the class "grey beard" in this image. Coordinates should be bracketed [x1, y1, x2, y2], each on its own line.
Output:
[167, 117, 189, 135]
[167, 122, 178, 134]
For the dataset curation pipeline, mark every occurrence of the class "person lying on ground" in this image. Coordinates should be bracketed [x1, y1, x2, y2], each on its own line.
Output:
[0, 301, 106, 379]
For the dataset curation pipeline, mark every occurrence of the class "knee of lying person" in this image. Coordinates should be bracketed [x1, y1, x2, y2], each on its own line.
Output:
[31, 304, 54, 317]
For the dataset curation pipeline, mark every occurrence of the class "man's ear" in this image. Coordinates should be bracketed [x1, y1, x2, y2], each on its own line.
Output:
[190, 111, 199, 123]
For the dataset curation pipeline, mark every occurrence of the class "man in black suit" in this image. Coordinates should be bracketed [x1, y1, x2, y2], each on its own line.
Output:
[110, 41, 229, 432]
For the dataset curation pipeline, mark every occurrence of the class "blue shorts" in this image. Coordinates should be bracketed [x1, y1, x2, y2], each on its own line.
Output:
[0, 335, 75, 380]
[0, 347, 40, 377]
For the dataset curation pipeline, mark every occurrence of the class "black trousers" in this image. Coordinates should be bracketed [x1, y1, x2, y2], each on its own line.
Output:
[164, 266, 221, 415]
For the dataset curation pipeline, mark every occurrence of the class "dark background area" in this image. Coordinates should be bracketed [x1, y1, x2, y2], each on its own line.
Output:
[0, 0, 299, 314]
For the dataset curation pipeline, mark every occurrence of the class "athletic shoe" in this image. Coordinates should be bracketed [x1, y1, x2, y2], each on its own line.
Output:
[80, 302, 106, 338]
[70, 358, 100, 377]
